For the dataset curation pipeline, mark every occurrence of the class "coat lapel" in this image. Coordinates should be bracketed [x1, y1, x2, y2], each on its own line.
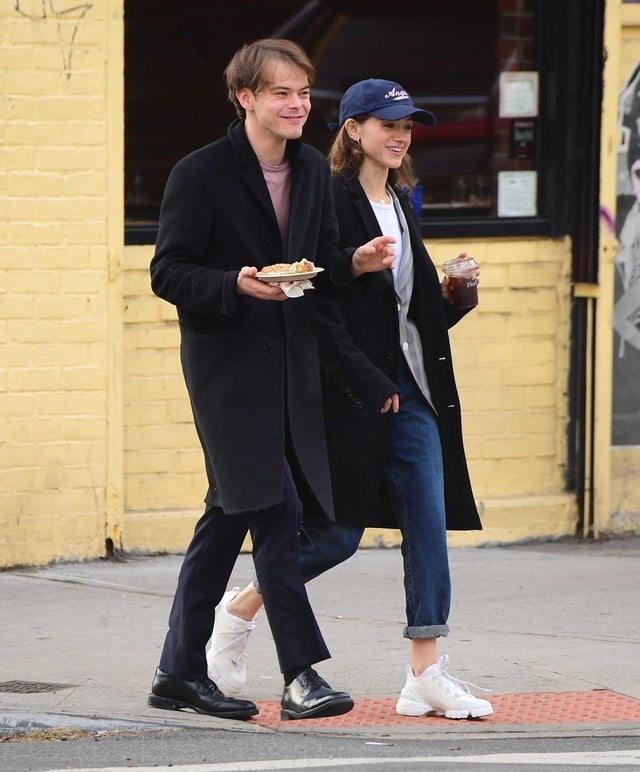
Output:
[391, 197, 413, 297]
[342, 174, 394, 293]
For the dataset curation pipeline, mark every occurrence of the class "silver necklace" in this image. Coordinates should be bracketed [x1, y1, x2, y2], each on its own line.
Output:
[360, 177, 390, 205]
[365, 188, 389, 204]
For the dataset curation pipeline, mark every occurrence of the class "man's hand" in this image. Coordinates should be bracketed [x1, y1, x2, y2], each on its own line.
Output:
[236, 266, 288, 300]
[380, 393, 400, 414]
[351, 235, 396, 277]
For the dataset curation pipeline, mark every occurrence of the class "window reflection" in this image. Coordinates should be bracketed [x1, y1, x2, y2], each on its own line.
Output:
[125, 0, 537, 227]
[295, 0, 535, 217]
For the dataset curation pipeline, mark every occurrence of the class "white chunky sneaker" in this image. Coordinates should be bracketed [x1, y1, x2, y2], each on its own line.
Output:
[395, 655, 493, 719]
[205, 587, 257, 694]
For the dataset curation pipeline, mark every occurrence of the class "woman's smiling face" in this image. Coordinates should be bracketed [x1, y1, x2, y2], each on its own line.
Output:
[347, 116, 414, 172]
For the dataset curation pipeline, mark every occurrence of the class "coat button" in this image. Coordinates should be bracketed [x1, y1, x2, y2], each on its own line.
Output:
[267, 342, 276, 353]
[386, 350, 396, 360]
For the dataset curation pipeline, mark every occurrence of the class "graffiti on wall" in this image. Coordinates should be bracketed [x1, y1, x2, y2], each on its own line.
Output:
[613, 63, 640, 445]
[15, 1, 93, 79]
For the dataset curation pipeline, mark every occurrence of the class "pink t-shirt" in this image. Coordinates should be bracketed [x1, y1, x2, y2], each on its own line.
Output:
[260, 159, 291, 259]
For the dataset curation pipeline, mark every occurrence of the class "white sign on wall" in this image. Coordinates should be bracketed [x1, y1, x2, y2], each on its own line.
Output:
[497, 171, 537, 217]
[499, 71, 539, 118]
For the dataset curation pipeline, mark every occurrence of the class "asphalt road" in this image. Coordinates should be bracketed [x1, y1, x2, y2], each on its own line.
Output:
[1, 725, 640, 771]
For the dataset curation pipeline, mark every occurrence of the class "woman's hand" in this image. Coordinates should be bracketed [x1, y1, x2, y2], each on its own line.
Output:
[352, 236, 396, 277]
[380, 393, 400, 414]
[440, 251, 480, 302]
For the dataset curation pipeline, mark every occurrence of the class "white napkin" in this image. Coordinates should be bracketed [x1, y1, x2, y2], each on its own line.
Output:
[275, 280, 314, 297]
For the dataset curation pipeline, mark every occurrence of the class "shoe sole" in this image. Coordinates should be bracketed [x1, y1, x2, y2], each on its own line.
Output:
[396, 696, 493, 720]
[148, 693, 258, 720]
[280, 697, 354, 721]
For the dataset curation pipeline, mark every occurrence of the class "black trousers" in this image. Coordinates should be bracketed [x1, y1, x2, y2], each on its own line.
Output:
[158, 463, 330, 681]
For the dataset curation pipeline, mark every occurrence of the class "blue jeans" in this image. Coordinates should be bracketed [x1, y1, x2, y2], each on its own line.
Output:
[255, 361, 451, 641]
[386, 360, 451, 639]
[254, 521, 363, 594]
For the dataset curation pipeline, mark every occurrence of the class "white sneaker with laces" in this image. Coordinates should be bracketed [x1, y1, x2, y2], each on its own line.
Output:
[395, 654, 493, 719]
[205, 587, 257, 694]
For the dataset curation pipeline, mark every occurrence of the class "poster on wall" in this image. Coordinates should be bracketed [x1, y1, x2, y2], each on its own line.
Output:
[612, 63, 640, 445]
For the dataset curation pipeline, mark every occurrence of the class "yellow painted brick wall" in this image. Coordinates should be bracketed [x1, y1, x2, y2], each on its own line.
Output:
[428, 239, 572, 499]
[428, 238, 577, 545]
[0, 2, 123, 567]
[1, 1, 591, 565]
[122, 246, 206, 553]
[122, 235, 577, 552]
[123, 248, 205, 500]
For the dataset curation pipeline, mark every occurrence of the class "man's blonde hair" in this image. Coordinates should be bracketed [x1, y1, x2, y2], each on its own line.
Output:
[225, 38, 315, 120]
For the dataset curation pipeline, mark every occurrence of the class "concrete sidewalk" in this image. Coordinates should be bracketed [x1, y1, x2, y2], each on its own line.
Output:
[1, 536, 639, 738]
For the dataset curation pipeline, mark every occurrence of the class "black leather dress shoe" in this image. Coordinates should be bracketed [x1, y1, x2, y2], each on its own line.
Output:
[280, 667, 354, 720]
[148, 668, 258, 720]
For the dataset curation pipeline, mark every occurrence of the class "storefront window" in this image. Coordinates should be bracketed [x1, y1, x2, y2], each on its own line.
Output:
[124, 0, 582, 243]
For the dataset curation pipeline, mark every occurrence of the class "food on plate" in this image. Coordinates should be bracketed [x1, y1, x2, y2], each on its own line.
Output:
[259, 259, 314, 275]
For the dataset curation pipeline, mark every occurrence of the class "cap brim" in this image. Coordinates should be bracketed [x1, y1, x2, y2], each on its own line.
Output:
[370, 105, 436, 125]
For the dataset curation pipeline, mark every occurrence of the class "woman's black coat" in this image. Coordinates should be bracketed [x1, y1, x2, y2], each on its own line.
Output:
[150, 122, 396, 517]
[315, 170, 482, 531]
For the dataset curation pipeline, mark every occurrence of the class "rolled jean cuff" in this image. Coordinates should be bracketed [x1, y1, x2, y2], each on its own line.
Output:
[403, 624, 449, 639]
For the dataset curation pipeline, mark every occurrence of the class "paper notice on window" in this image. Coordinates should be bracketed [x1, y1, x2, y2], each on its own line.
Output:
[499, 72, 539, 118]
[497, 171, 537, 217]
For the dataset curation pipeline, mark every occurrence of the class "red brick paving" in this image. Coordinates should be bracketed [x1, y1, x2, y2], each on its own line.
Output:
[251, 690, 640, 728]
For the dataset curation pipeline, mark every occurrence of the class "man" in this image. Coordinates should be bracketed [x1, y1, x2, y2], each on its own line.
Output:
[147, 38, 398, 721]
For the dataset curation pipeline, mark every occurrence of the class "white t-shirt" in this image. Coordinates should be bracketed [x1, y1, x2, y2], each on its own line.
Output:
[369, 194, 403, 279]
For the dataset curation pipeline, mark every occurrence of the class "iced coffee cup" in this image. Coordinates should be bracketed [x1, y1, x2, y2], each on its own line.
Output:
[442, 256, 479, 309]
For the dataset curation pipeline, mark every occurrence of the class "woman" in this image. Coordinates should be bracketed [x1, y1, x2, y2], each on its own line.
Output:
[208, 78, 492, 720]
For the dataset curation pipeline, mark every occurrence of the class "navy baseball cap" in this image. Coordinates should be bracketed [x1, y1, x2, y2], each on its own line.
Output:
[328, 78, 436, 130]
